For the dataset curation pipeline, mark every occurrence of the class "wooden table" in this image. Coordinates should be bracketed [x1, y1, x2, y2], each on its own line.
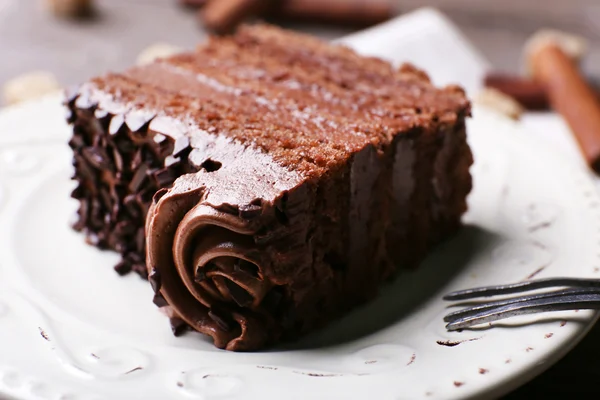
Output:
[1, 1, 599, 398]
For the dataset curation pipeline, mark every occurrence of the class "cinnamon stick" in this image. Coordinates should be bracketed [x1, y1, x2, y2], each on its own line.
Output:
[179, 0, 208, 8]
[529, 43, 600, 173]
[270, 0, 394, 27]
[200, 0, 269, 34]
[46, 0, 94, 18]
[484, 73, 549, 111]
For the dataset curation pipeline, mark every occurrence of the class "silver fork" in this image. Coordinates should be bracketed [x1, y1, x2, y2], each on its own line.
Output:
[443, 278, 600, 331]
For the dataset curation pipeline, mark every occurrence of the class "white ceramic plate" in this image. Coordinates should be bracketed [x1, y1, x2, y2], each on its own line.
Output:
[1, 8, 600, 400]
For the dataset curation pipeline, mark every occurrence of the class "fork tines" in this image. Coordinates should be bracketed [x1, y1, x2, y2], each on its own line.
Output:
[443, 278, 600, 331]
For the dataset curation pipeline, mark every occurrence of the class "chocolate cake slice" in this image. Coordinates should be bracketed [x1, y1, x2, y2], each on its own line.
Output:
[66, 25, 473, 351]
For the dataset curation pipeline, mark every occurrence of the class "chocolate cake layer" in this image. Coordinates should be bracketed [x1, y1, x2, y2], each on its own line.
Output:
[67, 25, 473, 350]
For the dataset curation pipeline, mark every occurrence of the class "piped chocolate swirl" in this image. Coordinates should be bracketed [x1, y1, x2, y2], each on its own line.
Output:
[66, 25, 473, 350]
[145, 127, 308, 349]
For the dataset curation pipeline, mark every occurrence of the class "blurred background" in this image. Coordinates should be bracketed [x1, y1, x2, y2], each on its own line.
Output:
[2, 0, 600, 398]
[1, 0, 599, 106]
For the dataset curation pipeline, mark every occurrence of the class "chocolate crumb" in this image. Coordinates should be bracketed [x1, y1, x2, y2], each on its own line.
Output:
[505, 359, 512, 364]
[479, 368, 489, 375]
[528, 221, 553, 232]
[407, 353, 416, 366]
[149, 268, 162, 293]
[560, 320, 567, 327]
[153, 293, 169, 308]
[39, 328, 50, 341]
[200, 158, 222, 172]
[453, 381, 464, 387]
[436, 337, 481, 347]
[437, 340, 460, 347]
[292, 371, 341, 377]
[364, 360, 377, 364]
[525, 267, 546, 280]
[124, 366, 143, 375]
[177, 381, 184, 387]
[526, 347, 534, 352]
[170, 317, 190, 336]
[91, 353, 99, 359]
[545, 333, 554, 339]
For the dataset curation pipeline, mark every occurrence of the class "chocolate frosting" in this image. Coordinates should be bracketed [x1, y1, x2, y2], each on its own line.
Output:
[145, 119, 304, 350]
[148, 196, 272, 350]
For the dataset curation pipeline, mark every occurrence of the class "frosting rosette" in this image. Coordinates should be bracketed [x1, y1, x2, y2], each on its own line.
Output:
[147, 195, 278, 350]
[144, 132, 310, 351]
